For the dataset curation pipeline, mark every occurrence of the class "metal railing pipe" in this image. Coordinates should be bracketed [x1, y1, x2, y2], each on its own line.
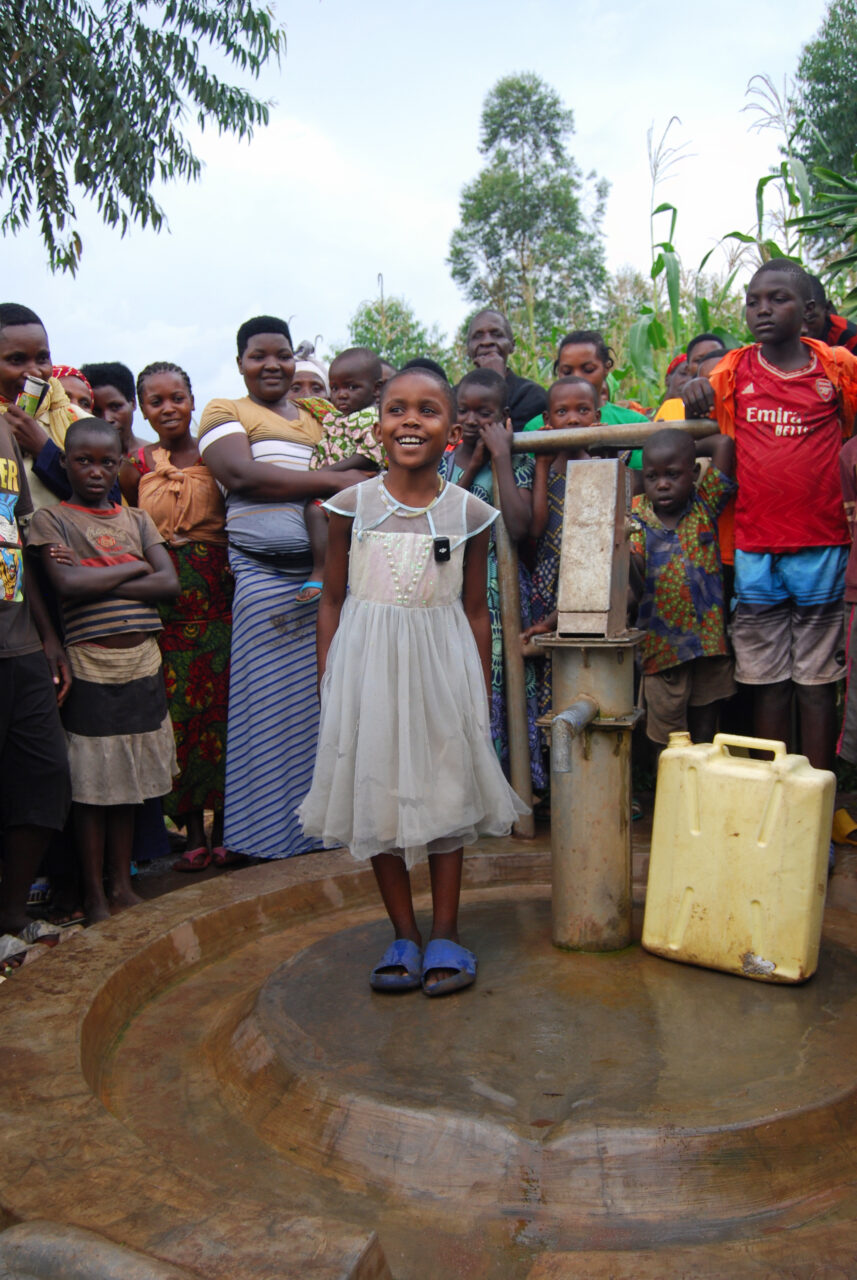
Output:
[509, 419, 716, 455]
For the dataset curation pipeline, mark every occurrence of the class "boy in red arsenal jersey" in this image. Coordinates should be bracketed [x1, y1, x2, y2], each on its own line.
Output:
[685, 261, 857, 773]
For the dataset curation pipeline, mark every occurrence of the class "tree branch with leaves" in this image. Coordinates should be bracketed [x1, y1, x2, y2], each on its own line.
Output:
[0, 0, 284, 272]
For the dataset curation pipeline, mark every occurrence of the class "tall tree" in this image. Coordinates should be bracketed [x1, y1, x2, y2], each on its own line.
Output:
[447, 73, 608, 344]
[0, 0, 284, 272]
[341, 288, 450, 370]
[794, 0, 857, 194]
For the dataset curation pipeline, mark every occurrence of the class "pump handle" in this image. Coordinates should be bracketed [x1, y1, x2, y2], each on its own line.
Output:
[712, 733, 786, 758]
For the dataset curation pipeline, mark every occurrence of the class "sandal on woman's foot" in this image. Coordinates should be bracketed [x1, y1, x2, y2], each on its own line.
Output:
[370, 939, 423, 992]
[421, 939, 477, 997]
[172, 846, 211, 873]
[211, 846, 245, 868]
[296, 580, 323, 604]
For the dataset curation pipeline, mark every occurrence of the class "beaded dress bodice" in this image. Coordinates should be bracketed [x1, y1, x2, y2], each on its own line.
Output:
[325, 476, 497, 610]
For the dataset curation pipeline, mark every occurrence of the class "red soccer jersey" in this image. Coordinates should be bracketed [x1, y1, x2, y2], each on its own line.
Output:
[732, 346, 849, 554]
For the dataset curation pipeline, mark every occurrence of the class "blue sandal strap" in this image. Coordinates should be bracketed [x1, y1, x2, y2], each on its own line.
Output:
[422, 939, 477, 978]
[370, 939, 423, 990]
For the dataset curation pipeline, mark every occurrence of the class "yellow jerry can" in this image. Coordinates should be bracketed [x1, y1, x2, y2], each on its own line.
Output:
[642, 732, 835, 983]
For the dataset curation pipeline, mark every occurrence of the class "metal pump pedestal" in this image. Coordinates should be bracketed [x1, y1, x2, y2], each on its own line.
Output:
[536, 457, 642, 951]
[545, 634, 641, 950]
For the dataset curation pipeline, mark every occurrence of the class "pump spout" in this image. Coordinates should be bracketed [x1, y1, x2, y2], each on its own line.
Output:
[551, 696, 600, 773]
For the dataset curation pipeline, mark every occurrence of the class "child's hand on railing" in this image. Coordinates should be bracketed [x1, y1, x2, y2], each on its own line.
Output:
[682, 377, 716, 419]
[479, 417, 514, 460]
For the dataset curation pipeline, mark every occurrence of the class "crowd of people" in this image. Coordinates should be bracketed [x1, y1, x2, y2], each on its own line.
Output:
[1, 260, 857, 992]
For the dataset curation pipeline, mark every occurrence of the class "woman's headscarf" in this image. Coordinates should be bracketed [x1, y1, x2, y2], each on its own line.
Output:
[293, 356, 329, 396]
[52, 364, 94, 402]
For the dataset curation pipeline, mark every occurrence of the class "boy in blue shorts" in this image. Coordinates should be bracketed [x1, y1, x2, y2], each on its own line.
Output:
[684, 260, 857, 770]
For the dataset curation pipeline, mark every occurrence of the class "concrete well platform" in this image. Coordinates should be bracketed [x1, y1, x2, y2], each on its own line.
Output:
[4, 834, 857, 1278]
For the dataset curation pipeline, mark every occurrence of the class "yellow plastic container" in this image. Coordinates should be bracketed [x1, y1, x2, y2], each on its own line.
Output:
[642, 732, 835, 983]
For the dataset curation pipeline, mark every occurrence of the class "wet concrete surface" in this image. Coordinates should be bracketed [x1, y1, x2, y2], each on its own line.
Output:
[5, 803, 857, 1276]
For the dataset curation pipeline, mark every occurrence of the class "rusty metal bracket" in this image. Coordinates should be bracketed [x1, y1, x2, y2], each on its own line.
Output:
[538, 707, 643, 733]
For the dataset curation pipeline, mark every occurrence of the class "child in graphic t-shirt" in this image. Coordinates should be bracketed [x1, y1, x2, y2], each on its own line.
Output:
[684, 260, 857, 772]
[28, 418, 179, 923]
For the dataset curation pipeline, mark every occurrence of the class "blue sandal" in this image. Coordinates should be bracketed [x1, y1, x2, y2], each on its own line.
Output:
[421, 939, 477, 996]
[296, 580, 323, 604]
[370, 939, 423, 992]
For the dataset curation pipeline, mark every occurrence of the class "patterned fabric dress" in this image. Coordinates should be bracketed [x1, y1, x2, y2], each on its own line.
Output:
[132, 450, 232, 819]
[440, 453, 547, 790]
[158, 542, 232, 817]
[308, 404, 384, 470]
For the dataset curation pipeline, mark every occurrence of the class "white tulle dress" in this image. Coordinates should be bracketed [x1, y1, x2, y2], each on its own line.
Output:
[298, 475, 529, 867]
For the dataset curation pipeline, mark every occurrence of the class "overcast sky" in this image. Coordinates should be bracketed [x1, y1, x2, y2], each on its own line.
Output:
[4, 0, 830, 428]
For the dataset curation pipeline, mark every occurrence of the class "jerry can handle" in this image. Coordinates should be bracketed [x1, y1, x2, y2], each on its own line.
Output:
[712, 732, 787, 759]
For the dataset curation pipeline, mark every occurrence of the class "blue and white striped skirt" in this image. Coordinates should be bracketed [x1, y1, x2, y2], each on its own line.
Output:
[223, 548, 324, 858]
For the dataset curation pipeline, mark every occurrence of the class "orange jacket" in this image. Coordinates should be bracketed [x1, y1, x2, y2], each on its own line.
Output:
[708, 339, 857, 562]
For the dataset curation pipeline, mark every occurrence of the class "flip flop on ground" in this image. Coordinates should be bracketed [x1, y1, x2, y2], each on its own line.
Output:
[172, 846, 212, 872]
[211, 846, 245, 867]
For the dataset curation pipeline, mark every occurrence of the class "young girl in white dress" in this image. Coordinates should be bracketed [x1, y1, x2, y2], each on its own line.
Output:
[299, 367, 527, 996]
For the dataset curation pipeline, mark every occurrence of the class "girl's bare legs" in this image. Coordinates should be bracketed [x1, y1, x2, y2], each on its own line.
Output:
[75, 802, 142, 922]
[425, 849, 464, 988]
[427, 848, 463, 942]
[370, 853, 421, 980]
[183, 808, 226, 851]
[370, 849, 465, 985]
[106, 804, 143, 911]
[371, 853, 421, 941]
[75, 802, 110, 923]
[184, 807, 207, 851]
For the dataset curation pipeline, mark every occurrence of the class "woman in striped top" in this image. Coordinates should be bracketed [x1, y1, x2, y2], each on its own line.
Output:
[197, 316, 362, 860]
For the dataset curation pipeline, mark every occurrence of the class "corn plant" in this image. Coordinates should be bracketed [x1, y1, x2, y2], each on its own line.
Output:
[789, 159, 857, 314]
[722, 75, 815, 263]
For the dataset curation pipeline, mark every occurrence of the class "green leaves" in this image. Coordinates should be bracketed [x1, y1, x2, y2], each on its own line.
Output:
[789, 157, 857, 313]
[342, 290, 451, 371]
[480, 74, 574, 169]
[0, 0, 284, 271]
[448, 73, 607, 338]
[793, 0, 857, 222]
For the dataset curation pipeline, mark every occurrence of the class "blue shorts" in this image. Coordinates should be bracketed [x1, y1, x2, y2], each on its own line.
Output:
[732, 547, 847, 686]
[734, 547, 848, 609]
